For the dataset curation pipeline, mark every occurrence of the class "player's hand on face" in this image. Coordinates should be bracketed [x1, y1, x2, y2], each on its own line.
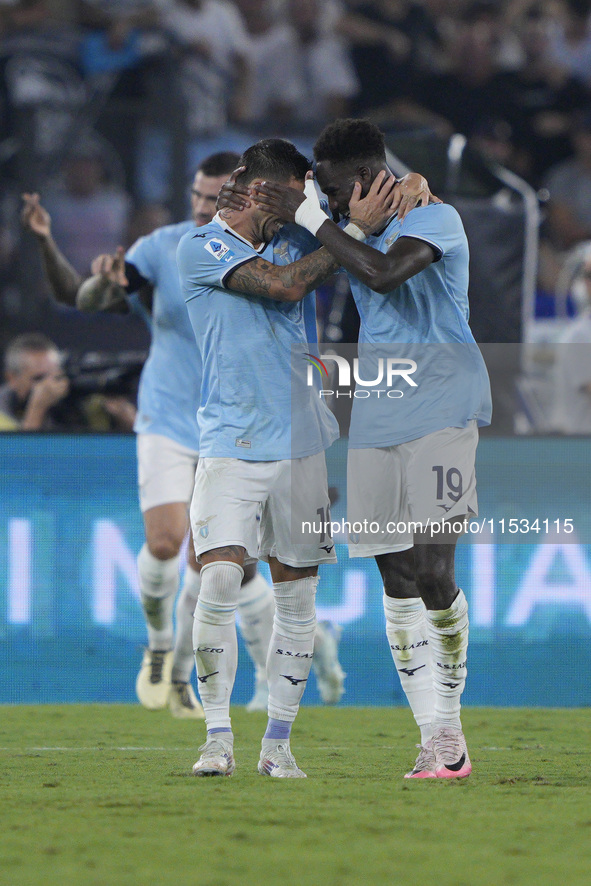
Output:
[251, 176, 307, 224]
[21, 193, 51, 239]
[91, 247, 128, 287]
[348, 170, 399, 234]
[217, 166, 250, 212]
[395, 173, 442, 222]
[30, 371, 69, 410]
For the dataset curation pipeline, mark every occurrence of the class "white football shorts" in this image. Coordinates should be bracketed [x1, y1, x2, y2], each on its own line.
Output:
[137, 433, 199, 512]
[347, 421, 479, 557]
[190, 452, 337, 568]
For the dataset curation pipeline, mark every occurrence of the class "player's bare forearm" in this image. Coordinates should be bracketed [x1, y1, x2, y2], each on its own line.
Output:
[39, 236, 82, 306]
[226, 248, 339, 302]
[76, 274, 128, 313]
[313, 221, 433, 293]
[21, 193, 80, 303]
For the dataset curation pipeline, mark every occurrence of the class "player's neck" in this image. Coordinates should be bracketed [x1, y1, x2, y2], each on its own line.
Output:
[217, 209, 263, 249]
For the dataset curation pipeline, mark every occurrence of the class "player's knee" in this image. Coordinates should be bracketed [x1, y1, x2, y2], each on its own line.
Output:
[414, 560, 456, 610]
[383, 572, 415, 598]
[147, 531, 184, 562]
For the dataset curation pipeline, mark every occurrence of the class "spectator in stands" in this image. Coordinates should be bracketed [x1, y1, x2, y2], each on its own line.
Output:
[126, 203, 172, 244]
[501, 1, 591, 185]
[43, 136, 131, 276]
[539, 110, 591, 291]
[235, 0, 302, 132]
[0, 332, 69, 430]
[0, 0, 83, 184]
[545, 0, 591, 89]
[341, 0, 443, 115]
[236, 0, 359, 137]
[408, 1, 519, 139]
[77, 1, 168, 192]
[19, 190, 142, 431]
[135, 0, 253, 204]
[468, 116, 528, 178]
[553, 246, 591, 432]
[279, 0, 359, 131]
[77, 0, 160, 63]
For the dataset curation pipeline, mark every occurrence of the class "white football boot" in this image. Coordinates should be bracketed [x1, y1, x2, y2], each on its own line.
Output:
[192, 737, 235, 777]
[168, 681, 205, 720]
[258, 741, 306, 778]
[135, 648, 173, 710]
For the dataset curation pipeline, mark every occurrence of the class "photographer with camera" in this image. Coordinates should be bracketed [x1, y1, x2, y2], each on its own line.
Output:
[0, 333, 70, 431]
[20, 193, 139, 432]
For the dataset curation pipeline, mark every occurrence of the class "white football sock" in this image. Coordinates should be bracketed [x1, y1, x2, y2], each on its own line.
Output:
[266, 577, 317, 723]
[172, 565, 201, 683]
[237, 572, 275, 685]
[137, 543, 179, 650]
[426, 589, 469, 729]
[192, 561, 243, 731]
[384, 594, 435, 744]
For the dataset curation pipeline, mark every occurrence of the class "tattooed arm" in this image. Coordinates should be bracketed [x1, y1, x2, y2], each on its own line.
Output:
[225, 247, 340, 302]
[76, 247, 130, 313]
[21, 193, 81, 305]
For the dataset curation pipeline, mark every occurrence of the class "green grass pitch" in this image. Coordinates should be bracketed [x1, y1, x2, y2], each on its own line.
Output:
[1, 705, 589, 886]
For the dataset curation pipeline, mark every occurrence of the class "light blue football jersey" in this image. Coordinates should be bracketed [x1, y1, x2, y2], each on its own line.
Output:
[177, 214, 339, 460]
[347, 202, 492, 448]
[126, 220, 201, 450]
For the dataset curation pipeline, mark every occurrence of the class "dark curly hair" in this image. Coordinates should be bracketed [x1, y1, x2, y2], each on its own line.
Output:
[236, 139, 311, 186]
[314, 119, 386, 166]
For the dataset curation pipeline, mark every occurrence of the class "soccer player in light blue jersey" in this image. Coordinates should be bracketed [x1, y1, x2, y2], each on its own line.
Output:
[253, 119, 492, 780]
[23, 155, 280, 718]
[24, 157, 348, 721]
[76, 153, 294, 719]
[176, 137, 400, 778]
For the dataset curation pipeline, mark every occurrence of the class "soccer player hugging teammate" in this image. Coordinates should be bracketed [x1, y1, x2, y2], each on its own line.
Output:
[29, 152, 347, 720]
[254, 119, 492, 779]
[176, 138, 401, 778]
[75, 153, 280, 717]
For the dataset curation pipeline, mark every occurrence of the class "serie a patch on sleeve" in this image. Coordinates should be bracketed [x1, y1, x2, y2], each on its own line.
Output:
[205, 238, 235, 262]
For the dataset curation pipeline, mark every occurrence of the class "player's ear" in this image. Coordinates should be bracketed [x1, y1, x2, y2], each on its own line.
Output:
[356, 166, 372, 184]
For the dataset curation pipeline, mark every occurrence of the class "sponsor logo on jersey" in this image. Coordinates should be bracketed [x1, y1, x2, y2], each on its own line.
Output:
[205, 238, 233, 261]
[235, 438, 251, 448]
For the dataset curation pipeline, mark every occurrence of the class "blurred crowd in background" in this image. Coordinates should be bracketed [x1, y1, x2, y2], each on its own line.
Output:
[2, 0, 591, 432]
